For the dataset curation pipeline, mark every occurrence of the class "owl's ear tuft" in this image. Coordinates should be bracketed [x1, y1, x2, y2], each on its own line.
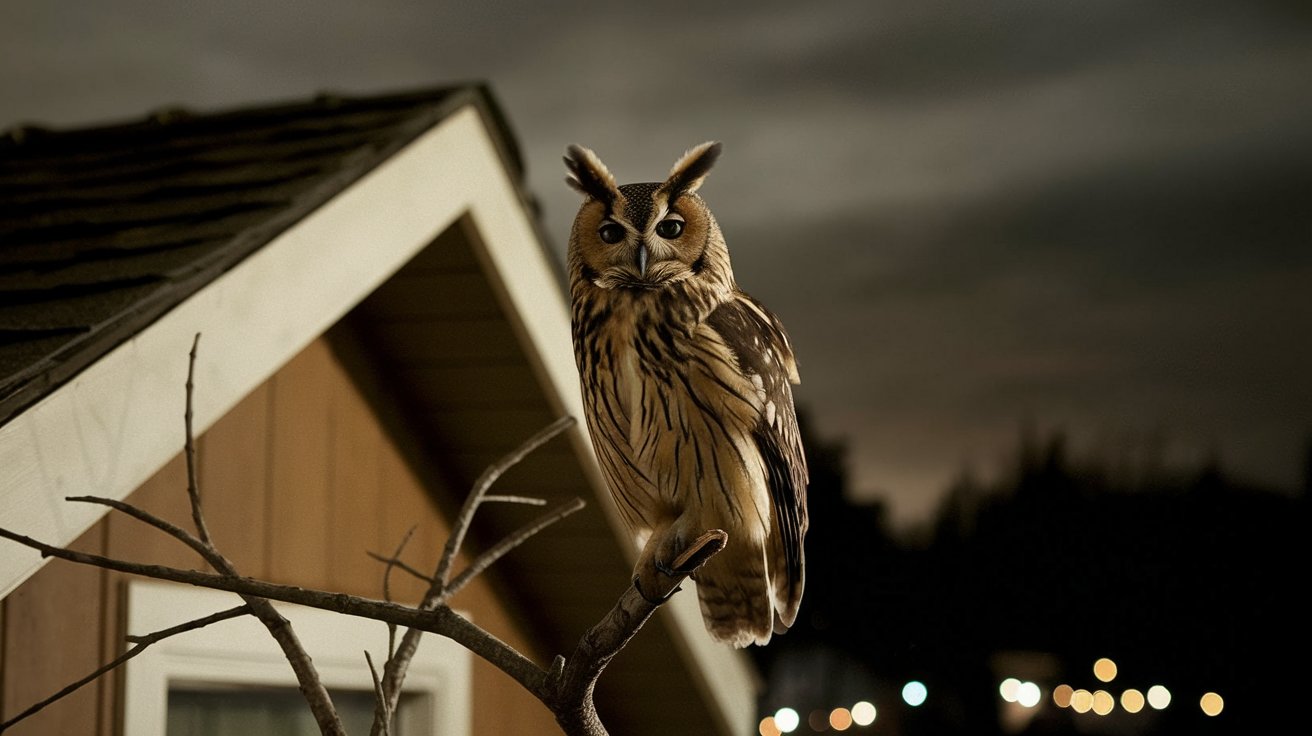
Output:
[564, 145, 620, 206]
[661, 141, 722, 199]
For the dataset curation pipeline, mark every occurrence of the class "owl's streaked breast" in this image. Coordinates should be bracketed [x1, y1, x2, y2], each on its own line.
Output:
[575, 288, 771, 536]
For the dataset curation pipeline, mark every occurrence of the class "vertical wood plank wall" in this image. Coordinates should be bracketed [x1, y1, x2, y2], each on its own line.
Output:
[0, 337, 560, 735]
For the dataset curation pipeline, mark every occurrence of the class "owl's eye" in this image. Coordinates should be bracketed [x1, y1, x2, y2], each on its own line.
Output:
[655, 218, 684, 239]
[598, 222, 625, 244]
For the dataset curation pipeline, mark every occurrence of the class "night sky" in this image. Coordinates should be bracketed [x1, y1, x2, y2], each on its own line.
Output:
[5, 1, 1310, 530]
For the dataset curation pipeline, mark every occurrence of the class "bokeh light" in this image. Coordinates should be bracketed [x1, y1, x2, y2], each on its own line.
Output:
[902, 681, 928, 707]
[1092, 690, 1115, 716]
[1147, 685, 1171, 710]
[1121, 688, 1145, 713]
[807, 710, 828, 732]
[829, 707, 853, 731]
[851, 701, 876, 726]
[1052, 684, 1074, 708]
[1093, 657, 1118, 683]
[1071, 689, 1093, 713]
[1000, 677, 1021, 702]
[1200, 692, 1224, 716]
[759, 716, 781, 736]
[1017, 681, 1042, 708]
[774, 707, 799, 733]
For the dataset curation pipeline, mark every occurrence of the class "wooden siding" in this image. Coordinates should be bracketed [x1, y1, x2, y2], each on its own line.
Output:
[0, 336, 558, 735]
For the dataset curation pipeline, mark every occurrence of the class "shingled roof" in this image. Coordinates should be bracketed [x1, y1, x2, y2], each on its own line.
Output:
[0, 86, 527, 427]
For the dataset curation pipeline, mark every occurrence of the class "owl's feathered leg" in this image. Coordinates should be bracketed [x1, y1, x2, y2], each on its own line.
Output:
[633, 517, 689, 604]
[633, 525, 728, 604]
[691, 537, 775, 648]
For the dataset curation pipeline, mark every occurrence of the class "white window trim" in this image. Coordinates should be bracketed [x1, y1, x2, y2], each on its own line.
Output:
[122, 580, 470, 736]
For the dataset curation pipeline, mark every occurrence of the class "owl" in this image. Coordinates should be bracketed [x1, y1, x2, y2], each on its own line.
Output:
[565, 142, 808, 647]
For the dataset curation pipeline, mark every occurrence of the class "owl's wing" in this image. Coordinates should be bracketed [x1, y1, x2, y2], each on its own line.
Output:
[705, 292, 809, 615]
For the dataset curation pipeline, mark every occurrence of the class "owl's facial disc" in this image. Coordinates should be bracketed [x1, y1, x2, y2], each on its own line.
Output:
[580, 187, 709, 291]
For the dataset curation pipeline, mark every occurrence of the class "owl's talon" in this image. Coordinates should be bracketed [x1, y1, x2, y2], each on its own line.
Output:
[653, 558, 679, 577]
[633, 575, 680, 605]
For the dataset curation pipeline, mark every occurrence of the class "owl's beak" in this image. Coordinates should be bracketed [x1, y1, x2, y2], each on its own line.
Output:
[635, 241, 649, 277]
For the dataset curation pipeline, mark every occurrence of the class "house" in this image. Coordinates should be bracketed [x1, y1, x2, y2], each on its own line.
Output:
[0, 86, 757, 735]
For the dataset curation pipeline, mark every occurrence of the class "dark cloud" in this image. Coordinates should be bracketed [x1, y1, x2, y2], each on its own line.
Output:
[3, 0, 1310, 529]
[724, 132, 1311, 523]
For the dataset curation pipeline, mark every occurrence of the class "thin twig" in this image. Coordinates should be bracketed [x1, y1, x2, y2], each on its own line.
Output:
[365, 651, 391, 736]
[434, 415, 575, 587]
[184, 332, 212, 546]
[74, 482, 344, 730]
[380, 417, 576, 721]
[377, 524, 411, 687]
[367, 551, 435, 586]
[66, 495, 210, 560]
[0, 525, 547, 694]
[70, 495, 344, 734]
[446, 498, 585, 599]
[481, 494, 548, 506]
[381, 526, 417, 606]
[0, 605, 250, 733]
[180, 337, 346, 736]
[372, 417, 577, 718]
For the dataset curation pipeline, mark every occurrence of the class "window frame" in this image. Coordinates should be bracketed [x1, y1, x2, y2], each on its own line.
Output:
[122, 580, 470, 735]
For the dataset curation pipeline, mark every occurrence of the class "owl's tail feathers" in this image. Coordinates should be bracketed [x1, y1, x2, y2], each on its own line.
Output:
[771, 533, 805, 633]
[693, 540, 776, 648]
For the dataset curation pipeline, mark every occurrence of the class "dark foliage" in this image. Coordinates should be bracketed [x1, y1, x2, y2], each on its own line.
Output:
[753, 414, 1307, 735]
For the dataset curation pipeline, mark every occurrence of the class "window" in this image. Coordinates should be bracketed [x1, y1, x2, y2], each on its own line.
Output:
[123, 581, 469, 735]
[167, 686, 403, 735]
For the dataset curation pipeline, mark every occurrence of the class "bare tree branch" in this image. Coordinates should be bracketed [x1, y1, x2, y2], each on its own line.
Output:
[66, 494, 345, 734]
[378, 416, 577, 721]
[481, 494, 549, 506]
[0, 508, 725, 736]
[0, 344, 716, 736]
[66, 495, 210, 558]
[369, 528, 415, 736]
[380, 526, 417, 607]
[446, 497, 585, 599]
[183, 332, 212, 546]
[364, 651, 391, 736]
[367, 551, 435, 587]
[0, 605, 251, 734]
[381, 527, 415, 661]
[182, 334, 346, 736]
[435, 415, 576, 588]
[371, 495, 585, 727]
[3, 336, 348, 734]
[543, 529, 728, 735]
[0, 525, 548, 688]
